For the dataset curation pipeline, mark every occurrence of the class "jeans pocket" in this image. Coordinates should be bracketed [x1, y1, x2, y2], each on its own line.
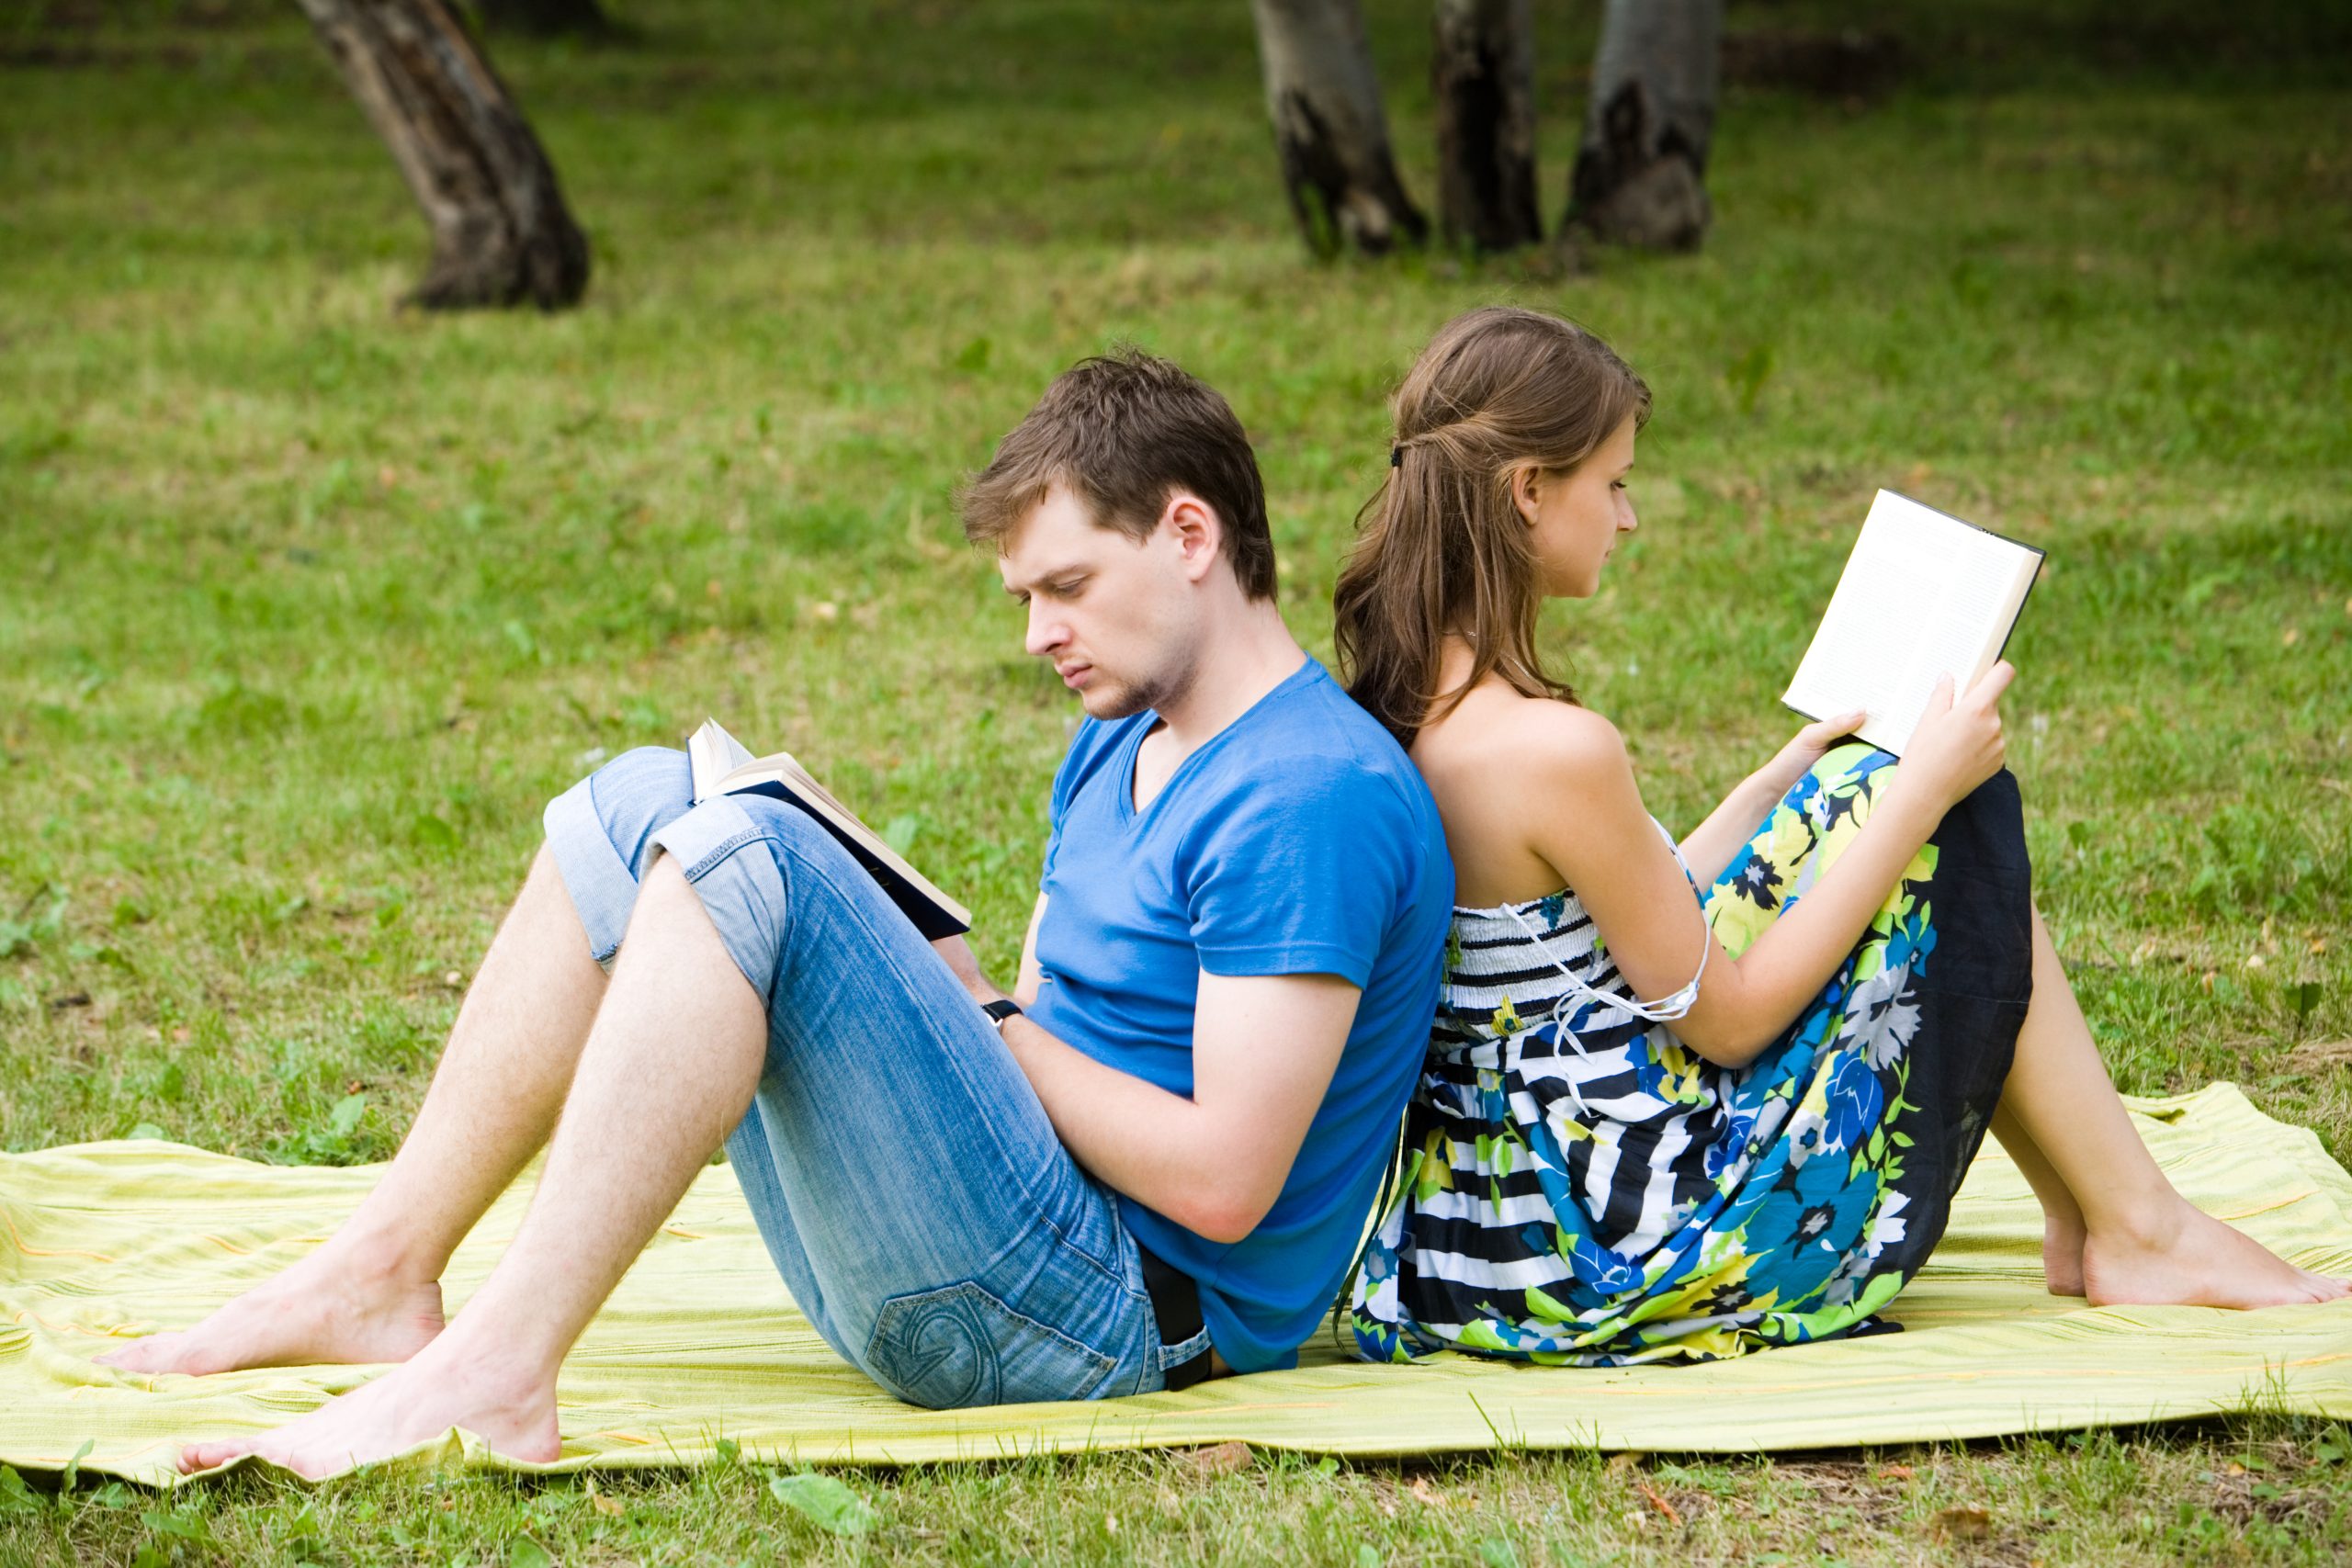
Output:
[865, 1280, 1120, 1409]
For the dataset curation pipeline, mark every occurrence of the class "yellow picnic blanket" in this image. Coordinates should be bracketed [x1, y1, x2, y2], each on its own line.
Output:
[3, 1084, 2349, 1485]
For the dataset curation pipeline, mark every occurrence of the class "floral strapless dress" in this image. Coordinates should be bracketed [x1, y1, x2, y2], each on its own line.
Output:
[1350, 744, 2033, 1366]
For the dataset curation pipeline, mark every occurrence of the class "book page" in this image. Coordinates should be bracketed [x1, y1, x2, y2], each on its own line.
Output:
[686, 719, 757, 805]
[1783, 491, 2040, 754]
[703, 732, 975, 934]
[1878, 544, 2030, 742]
[682, 721, 972, 937]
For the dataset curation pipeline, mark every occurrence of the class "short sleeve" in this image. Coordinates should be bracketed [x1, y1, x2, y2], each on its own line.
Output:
[1181, 760, 1417, 987]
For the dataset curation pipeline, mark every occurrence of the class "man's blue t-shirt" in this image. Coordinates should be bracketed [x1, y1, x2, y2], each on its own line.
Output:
[1028, 656, 1453, 1373]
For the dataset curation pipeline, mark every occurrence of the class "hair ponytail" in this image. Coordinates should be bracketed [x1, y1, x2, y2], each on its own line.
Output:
[1334, 308, 1650, 750]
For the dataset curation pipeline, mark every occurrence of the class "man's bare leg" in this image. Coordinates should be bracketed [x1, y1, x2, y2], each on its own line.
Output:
[100, 845, 608, 1375]
[178, 855, 767, 1477]
[1996, 904, 2347, 1309]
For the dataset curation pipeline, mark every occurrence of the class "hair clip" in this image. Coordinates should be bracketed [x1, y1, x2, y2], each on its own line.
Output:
[1389, 446, 1403, 468]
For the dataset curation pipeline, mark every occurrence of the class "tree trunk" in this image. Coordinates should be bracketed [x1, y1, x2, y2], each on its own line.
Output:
[1566, 0, 1721, 252]
[1430, 0, 1539, 254]
[294, 0, 590, 310]
[1248, 0, 1426, 257]
[474, 0, 609, 39]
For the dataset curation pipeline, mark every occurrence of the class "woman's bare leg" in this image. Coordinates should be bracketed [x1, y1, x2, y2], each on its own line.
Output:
[1995, 904, 2347, 1308]
[1990, 1104, 2087, 1296]
[99, 844, 608, 1375]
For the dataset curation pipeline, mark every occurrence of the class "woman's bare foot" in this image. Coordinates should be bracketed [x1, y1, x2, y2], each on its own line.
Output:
[96, 1243, 446, 1377]
[2083, 1199, 2352, 1310]
[176, 1331, 560, 1480]
[2042, 1214, 2087, 1298]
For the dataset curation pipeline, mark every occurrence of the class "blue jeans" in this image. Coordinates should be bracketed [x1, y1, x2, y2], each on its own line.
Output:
[541, 747, 1204, 1406]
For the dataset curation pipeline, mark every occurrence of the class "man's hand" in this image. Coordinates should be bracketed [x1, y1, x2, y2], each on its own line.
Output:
[930, 933, 1004, 1006]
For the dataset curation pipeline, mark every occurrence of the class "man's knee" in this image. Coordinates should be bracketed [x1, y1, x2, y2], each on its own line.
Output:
[639, 793, 894, 1014]
[585, 746, 696, 871]
[542, 746, 696, 970]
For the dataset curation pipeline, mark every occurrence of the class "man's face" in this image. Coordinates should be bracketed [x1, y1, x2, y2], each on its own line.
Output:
[997, 483, 1202, 722]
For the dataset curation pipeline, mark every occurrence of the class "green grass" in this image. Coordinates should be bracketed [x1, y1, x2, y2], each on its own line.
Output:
[5, 1427, 2352, 1566]
[3, 0, 2351, 1560]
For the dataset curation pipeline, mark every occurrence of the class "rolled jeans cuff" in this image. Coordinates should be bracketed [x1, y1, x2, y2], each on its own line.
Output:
[543, 773, 640, 974]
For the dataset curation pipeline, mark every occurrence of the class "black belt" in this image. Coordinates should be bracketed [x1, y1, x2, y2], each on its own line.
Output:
[1136, 1241, 1215, 1391]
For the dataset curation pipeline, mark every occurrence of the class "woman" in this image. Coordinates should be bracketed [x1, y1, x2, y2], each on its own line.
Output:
[1332, 305, 2345, 1366]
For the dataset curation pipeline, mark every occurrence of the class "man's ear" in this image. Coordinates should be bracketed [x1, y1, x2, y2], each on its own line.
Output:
[1161, 491, 1224, 583]
[1510, 466, 1544, 528]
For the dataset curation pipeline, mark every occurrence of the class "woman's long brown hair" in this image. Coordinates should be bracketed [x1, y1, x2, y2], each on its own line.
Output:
[1333, 307, 1651, 751]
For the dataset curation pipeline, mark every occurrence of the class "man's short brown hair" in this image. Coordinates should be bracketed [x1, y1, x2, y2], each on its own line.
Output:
[958, 347, 1277, 601]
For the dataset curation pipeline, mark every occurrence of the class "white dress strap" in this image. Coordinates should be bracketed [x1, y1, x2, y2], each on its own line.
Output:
[1500, 818, 1709, 1031]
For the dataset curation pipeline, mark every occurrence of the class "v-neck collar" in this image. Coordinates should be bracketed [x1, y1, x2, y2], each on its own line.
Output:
[1114, 658, 1320, 828]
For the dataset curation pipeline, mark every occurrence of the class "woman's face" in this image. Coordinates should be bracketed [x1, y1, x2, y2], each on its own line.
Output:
[1513, 413, 1639, 599]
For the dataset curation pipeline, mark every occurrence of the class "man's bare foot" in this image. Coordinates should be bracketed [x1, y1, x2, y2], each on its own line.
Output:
[2042, 1214, 2087, 1298]
[2083, 1199, 2352, 1310]
[96, 1244, 446, 1376]
[176, 1332, 560, 1480]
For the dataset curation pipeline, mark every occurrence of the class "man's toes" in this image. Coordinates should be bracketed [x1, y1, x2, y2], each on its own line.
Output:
[96, 1337, 165, 1371]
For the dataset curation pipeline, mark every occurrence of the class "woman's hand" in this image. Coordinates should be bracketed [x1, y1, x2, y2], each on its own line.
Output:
[1749, 707, 1869, 802]
[1901, 662, 2013, 811]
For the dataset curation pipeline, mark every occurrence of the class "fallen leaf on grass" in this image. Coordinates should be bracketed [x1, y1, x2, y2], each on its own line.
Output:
[769, 1472, 876, 1535]
[1182, 1440, 1253, 1477]
[1409, 1476, 1445, 1506]
[1930, 1505, 1991, 1540]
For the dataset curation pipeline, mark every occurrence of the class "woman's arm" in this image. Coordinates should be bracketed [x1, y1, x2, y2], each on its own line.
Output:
[1676, 710, 1867, 889]
[1524, 673, 2010, 1067]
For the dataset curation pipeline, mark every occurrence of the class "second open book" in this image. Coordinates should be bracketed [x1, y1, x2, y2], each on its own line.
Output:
[1783, 490, 2044, 756]
[685, 719, 973, 941]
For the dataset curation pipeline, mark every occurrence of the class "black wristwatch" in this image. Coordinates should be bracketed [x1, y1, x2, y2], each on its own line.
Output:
[980, 998, 1023, 1035]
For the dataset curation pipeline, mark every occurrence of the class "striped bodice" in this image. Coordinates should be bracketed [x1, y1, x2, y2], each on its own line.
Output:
[1419, 819, 1735, 1260]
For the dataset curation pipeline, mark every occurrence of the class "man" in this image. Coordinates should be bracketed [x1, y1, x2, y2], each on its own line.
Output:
[102, 349, 1452, 1478]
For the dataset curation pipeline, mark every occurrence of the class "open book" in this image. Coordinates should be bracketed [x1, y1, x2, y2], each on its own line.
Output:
[1783, 490, 2043, 756]
[684, 719, 972, 942]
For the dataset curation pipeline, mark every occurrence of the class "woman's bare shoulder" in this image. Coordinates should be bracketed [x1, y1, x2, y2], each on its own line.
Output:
[1415, 687, 1648, 908]
[1418, 687, 1631, 793]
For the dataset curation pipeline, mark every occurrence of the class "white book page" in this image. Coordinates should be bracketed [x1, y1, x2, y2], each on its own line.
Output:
[686, 718, 757, 805]
[1784, 491, 2035, 754]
